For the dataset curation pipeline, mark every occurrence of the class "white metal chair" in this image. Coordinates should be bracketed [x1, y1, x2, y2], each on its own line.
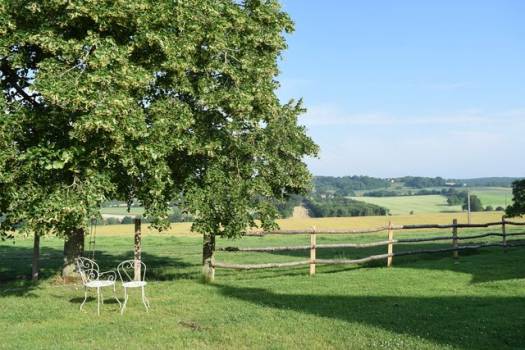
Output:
[117, 260, 150, 314]
[75, 257, 121, 315]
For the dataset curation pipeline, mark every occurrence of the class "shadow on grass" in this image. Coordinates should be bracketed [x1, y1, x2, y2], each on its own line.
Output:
[69, 296, 122, 305]
[89, 250, 199, 281]
[0, 243, 200, 297]
[0, 280, 41, 298]
[215, 284, 525, 350]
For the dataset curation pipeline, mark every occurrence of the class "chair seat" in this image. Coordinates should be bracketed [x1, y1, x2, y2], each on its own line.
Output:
[85, 280, 115, 288]
[122, 281, 147, 288]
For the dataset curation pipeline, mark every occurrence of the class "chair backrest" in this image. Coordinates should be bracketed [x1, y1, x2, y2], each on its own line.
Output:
[76, 257, 100, 284]
[117, 260, 147, 283]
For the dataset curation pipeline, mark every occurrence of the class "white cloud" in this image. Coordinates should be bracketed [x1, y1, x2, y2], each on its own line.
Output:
[300, 105, 525, 128]
[301, 106, 525, 177]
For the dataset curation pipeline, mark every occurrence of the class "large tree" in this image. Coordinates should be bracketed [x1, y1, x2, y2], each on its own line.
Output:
[0, 0, 317, 280]
[506, 179, 525, 217]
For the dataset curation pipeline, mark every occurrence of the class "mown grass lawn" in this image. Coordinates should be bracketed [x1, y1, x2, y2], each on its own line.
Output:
[1, 218, 525, 350]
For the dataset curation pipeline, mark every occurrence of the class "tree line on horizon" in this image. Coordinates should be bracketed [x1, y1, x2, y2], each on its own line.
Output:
[313, 175, 520, 197]
[97, 176, 519, 222]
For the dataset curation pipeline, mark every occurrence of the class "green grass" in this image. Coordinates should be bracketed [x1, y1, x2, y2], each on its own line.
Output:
[2, 223, 525, 349]
[352, 188, 512, 215]
[351, 195, 462, 215]
[469, 187, 512, 208]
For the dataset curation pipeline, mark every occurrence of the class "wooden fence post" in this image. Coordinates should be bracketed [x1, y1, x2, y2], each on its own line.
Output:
[502, 216, 507, 252]
[452, 219, 458, 261]
[134, 218, 142, 281]
[309, 226, 316, 276]
[387, 221, 393, 267]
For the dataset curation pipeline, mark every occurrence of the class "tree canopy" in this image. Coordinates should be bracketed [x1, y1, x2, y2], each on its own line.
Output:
[0, 0, 317, 243]
[506, 179, 525, 217]
[462, 194, 483, 212]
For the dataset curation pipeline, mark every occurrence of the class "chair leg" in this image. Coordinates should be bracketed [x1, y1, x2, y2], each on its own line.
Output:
[141, 286, 149, 312]
[97, 287, 101, 316]
[113, 284, 122, 310]
[80, 286, 88, 311]
[121, 287, 128, 315]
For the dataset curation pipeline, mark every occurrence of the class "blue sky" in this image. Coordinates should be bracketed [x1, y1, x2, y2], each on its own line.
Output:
[277, 0, 525, 178]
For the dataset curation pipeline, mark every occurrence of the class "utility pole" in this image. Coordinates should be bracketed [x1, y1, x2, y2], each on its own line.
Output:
[467, 189, 471, 224]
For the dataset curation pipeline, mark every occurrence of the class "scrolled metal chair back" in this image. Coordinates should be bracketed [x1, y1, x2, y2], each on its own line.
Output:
[117, 260, 147, 282]
[76, 257, 100, 284]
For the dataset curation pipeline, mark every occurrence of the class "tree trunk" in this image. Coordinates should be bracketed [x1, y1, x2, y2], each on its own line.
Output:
[31, 233, 40, 282]
[202, 233, 216, 283]
[63, 227, 85, 281]
[134, 218, 142, 281]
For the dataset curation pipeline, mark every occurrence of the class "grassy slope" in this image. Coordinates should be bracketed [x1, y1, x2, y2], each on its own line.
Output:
[352, 187, 512, 215]
[350, 195, 461, 215]
[2, 213, 525, 349]
[469, 187, 512, 208]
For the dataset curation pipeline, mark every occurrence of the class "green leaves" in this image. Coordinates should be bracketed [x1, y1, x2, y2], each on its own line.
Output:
[0, 0, 317, 240]
[506, 180, 525, 218]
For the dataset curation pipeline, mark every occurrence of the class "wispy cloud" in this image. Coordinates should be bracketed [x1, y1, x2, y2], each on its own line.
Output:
[300, 105, 525, 127]
[301, 105, 525, 177]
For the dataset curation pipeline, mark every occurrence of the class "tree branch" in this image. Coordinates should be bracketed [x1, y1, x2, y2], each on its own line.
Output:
[1, 60, 41, 108]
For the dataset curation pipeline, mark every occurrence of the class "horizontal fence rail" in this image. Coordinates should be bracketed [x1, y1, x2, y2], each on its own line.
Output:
[212, 217, 525, 276]
[244, 221, 525, 237]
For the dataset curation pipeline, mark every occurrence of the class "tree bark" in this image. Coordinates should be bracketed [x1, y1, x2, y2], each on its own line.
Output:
[63, 227, 85, 281]
[202, 233, 216, 283]
[31, 233, 40, 282]
[134, 218, 142, 281]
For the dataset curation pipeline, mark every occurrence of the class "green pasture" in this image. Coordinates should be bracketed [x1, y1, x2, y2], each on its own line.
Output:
[351, 195, 461, 215]
[469, 187, 512, 208]
[2, 224, 525, 349]
[353, 187, 512, 215]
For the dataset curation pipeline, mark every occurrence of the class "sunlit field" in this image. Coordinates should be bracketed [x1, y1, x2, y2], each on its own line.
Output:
[93, 211, 508, 236]
[350, 195, 461, 215]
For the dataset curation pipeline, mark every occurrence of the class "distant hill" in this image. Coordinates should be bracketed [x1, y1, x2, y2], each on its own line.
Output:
[313, 176, 390, 196]
[451, 177, 521, 187]
[312, 176, 522, 195]
[300, 176, 521, 218]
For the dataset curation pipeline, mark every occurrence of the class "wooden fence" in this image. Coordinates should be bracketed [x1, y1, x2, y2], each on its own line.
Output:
[213, 217, 525, 276]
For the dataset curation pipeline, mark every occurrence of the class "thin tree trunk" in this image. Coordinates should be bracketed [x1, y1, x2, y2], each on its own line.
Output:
[202, 233, 216, 283]
[32, 232, 40, 282]
[63, 227, 84, 281]
[134, 218, 142, 281]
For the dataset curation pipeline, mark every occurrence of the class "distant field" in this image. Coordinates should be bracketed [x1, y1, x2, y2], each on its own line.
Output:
[469, 187, 512, 208]
[351, 195, 461, 215]
[100, 187, 512, 220]
[352, 187, 512, 215]
[94, 211, 508, 236]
